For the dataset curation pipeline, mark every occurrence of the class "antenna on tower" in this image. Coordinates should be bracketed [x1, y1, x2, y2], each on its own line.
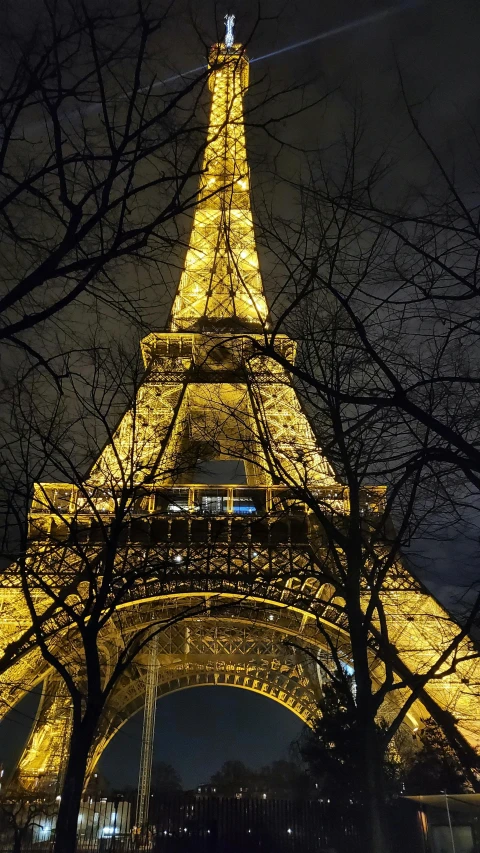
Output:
[224, 13, 235, 49]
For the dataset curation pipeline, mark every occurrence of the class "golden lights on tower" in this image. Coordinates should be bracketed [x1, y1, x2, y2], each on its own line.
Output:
[170, 25, 268, 330]
[0, 16, 479, 794]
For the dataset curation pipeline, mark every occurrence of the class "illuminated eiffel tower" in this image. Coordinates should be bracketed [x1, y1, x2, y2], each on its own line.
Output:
[1, 17, 479, 803]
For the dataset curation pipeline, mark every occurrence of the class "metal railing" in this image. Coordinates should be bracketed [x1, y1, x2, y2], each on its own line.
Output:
[0, 793, 361, 853]
[31, 483, 380, 519]
[0, 792, 426, 853]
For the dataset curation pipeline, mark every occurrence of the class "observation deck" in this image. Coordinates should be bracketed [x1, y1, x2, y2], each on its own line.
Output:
[28, 481, 386, 547]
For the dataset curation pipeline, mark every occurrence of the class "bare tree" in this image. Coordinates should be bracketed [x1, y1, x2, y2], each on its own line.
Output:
[245, 83, 480, 759]
[0, 340, 243, 852]
[0, 789, 56, 853]
[0, 0, 222, 367]
[0, 0, 321, 372]
[0, 9, 332, 849]
[254, 319, 479, 850]
[259, 94, 480, 494]
[190, 187, 480, 849]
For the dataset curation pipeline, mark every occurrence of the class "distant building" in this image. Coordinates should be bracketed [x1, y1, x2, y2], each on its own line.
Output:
[195, 782, 270, 801]
[195, 783, 218, 797]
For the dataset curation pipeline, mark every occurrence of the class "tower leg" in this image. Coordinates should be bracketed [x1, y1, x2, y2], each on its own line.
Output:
[16, 674, 72, 794]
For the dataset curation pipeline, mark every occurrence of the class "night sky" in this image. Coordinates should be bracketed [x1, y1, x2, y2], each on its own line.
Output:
[0, 686, 303, 789]
[1, 0, 480, 789]
[99, 687, 303, 790]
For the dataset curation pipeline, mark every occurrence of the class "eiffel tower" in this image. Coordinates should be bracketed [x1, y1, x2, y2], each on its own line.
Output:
[1, 18, 479, 801]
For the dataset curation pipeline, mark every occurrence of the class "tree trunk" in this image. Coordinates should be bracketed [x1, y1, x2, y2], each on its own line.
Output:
[53, 724, 93, 853]
[362, 723, 392, 853]
[345, 570, 392, 853]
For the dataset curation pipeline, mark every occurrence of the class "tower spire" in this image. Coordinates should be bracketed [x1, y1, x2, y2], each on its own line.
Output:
[224, 13, 235, 49]
[169, 29, 269, 332]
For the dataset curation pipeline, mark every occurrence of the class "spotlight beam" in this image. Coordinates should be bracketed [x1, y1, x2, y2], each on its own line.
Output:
[250, 1, 422, 65]
[21, 2, 421, 132]
[148, 1, 422, 91]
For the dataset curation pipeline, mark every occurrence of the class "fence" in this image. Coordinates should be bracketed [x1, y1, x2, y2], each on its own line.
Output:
[0, 793, 423, 852]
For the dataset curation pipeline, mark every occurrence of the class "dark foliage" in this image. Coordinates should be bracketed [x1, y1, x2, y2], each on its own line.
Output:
[298, 678, 400, 805]
[151, 761, 183, 794]
[209, 758, 311, 799]
[404, 720, 471, 795]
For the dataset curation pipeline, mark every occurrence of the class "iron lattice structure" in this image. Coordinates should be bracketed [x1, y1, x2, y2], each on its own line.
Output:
[1, 35, 480, 795]
[136, 633, 160, 829]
